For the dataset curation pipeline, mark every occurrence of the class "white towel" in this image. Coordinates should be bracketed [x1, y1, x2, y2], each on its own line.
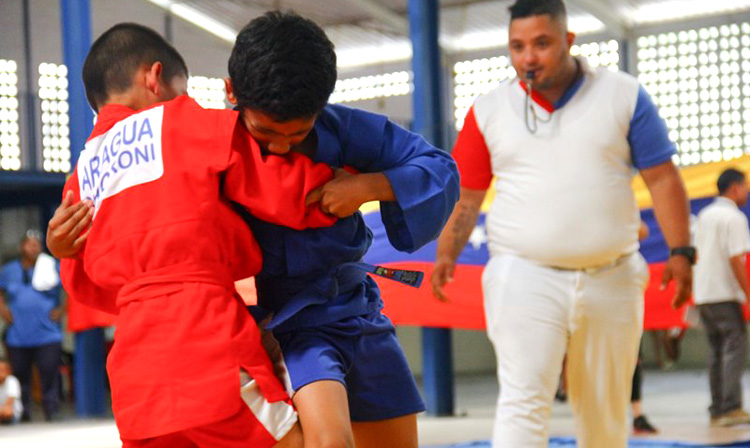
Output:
[31, 253, 60, 292]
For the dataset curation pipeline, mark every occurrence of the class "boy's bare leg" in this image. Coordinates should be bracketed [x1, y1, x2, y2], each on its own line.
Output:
[352, 414, 418, 448]
[274, 422, 303, 448]
[293, 380, 354, 448]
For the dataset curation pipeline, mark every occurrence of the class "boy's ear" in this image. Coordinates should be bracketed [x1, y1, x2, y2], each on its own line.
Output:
[224, 77, 238, 105]
[144, 62, 164, 96]
[566, 31, 576, 48]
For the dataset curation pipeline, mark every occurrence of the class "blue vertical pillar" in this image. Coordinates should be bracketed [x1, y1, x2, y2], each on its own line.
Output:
[61, 0, 95, 166]
[421, 327, 454, 416]
[74, 328, 107, 416]
[60, 0, 106, 417]
[408, 0, 454, 416]
[22, 0, 38, 169]
[619, 38, 631, 74]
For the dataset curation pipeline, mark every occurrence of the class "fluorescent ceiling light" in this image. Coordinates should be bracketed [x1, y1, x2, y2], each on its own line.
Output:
[336, 42, 413, 69]
[569, 15, 606, 35]
[631, 0, 750, 25]
[442, 30, 508, 53]
[145, 0, 238, 43]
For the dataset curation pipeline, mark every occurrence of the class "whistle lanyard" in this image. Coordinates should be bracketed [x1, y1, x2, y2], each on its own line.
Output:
[524, 60, 582, 135]
[524, 80, 552, 135]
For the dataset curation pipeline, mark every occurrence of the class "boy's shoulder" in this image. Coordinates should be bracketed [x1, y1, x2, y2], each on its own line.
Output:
[319, 103, 388, 131]
[164, 95, 236, 118]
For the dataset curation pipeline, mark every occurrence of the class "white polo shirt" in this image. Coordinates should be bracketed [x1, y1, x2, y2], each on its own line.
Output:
[452, 59, 676, 269]
[694, 196, 750, 304]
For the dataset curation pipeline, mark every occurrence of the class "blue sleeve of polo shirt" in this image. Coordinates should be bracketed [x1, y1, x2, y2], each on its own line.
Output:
[628, 85, 677, 170]
[318, 105, 460, 253]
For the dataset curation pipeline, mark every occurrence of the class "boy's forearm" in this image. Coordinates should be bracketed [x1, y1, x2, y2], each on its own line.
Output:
[357, 173, 395, 203]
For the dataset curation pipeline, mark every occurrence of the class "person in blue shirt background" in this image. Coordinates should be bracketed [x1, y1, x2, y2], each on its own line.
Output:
[225, 11, 460, 448]
[0, 230, 63, 422]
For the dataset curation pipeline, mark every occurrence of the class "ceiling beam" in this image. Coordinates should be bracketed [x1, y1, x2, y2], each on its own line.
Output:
[347, 0, 409, 35]
[567, 0, 631, 38]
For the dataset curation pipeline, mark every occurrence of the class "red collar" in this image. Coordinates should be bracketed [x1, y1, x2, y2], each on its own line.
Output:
[90, 104, 138, 141]
[518, 81, 555, 114]
[89, 95, 194, 141]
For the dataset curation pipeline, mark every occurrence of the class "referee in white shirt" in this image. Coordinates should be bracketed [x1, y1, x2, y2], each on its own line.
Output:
[694, 168, 750, 427]
[431, 0, 693, 447]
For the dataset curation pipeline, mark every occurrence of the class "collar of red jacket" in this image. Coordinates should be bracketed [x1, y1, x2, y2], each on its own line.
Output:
[90, 104, 136, 141]
[89, 95, 193, 142]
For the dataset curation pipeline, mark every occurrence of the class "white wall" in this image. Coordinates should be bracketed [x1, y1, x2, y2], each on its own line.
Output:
[397, 326, 497, 376]
[0, 206, 40, 263]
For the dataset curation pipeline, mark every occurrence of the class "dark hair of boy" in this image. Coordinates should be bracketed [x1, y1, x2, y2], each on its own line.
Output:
[82, 23, 188, 111]
[228, 11, 337, 122]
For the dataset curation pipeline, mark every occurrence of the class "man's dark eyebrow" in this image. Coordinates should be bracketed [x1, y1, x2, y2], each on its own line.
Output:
[509, 33, 555, 44]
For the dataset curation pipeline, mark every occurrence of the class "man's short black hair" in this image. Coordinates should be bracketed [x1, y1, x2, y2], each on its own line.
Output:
[508, 0, 568, 24]
[228, 11, 337, 122]
[718, 168, 746, 195]
[83, 23, 188, 112]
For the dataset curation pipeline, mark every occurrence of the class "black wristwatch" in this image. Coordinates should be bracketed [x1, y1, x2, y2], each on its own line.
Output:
[670, 246, 697, 265]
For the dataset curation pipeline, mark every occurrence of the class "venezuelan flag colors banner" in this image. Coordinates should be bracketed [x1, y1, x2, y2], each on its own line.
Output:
[365, 155, 750, 331]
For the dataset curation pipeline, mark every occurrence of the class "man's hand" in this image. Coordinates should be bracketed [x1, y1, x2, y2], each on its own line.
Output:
[430, 187, 485, 303]
[0, 404, 12, 419]
[49, 307, 63, 322]
[431, 255, 456, 302]
[662, 255, 693, 309]
[306, 171, 394, 218]
[0, 307, 12, 324]
[640, 162, 692, 309]
[46, 191, 93, 259]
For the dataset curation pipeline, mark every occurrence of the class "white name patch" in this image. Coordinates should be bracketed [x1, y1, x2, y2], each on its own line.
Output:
[77, 106, 164, 214]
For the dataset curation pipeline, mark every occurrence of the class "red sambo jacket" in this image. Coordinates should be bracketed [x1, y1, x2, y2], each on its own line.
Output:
[60, 96, 334, 439]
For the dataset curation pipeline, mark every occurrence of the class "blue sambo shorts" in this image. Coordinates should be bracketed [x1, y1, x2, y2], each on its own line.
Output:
[274, 311, 425, 421]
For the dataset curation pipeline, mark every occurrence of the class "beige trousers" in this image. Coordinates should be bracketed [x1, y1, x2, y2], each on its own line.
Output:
[482, 252, 649, 448]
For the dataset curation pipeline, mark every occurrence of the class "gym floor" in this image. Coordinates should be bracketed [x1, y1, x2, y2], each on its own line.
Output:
[2, 370, 750, 448]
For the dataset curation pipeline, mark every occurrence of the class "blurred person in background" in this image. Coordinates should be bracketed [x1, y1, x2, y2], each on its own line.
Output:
[693, 168, 750, 427]
[0, 230, 63, 422]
